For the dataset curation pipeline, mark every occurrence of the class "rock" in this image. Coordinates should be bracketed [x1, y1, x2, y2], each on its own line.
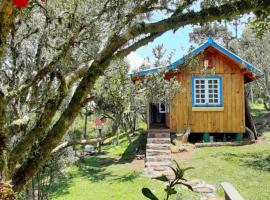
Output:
[179, 147, 188, 152]
[207, 197, 225, 200]
[193, 184, 216, 194]
[185, 179, 204, 187]
[170, 146, 179, 153]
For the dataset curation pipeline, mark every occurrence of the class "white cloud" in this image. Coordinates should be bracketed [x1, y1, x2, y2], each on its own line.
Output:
[126, 52, 144, 70]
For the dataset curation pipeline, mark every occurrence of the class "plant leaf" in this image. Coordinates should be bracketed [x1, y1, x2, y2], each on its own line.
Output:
[142, 188, 159, 200]
[177, 182, 193, 191]
[183, 167, 194, 172]
[173, 160, 181, 171]
[169, 166, 178, 177]
[154, 175, 169, 182]
[164, 186, 177, 195]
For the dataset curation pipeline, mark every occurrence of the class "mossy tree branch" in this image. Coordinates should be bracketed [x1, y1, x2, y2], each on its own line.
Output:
[8, 0, 270, 192]
[0, 91, 9, 181]
[51, 138, 102, 153]
[0, 0, 16, 63]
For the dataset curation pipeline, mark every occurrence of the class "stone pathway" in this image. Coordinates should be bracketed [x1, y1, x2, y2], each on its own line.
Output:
[183, 180, 224, 200]
[143, 128, 172, 177]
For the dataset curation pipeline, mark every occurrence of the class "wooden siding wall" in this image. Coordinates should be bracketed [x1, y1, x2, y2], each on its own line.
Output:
[170, 50, 245, 133]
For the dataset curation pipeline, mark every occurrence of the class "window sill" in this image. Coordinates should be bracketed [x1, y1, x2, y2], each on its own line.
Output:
[192, 107, 224, 112]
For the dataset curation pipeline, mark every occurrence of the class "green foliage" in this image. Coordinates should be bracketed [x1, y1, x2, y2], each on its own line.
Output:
[142, 188, 159, 200]
[250, 9, 270, 38]
[142, 160, 193, 200]
[0, 181, 16, 200]
[233, 27, 270, 109]
[189, 22, 234, 45]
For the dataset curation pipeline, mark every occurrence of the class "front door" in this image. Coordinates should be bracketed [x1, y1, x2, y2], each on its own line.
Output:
[149, 103, 167, 128]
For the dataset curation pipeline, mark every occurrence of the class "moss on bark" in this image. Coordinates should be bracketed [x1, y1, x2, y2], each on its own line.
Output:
[0, 91, 9, 180]
[0, 1, 16, 63]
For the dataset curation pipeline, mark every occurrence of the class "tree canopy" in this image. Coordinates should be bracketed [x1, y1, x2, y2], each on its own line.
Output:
[0, 0, 269, 193]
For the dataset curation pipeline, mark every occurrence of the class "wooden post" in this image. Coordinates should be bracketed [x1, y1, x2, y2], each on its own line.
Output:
[98, 129, 102, 153]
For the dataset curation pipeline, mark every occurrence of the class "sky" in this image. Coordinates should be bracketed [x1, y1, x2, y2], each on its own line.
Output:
[126, 25, 194, 69]
[126, 12, 250, 70]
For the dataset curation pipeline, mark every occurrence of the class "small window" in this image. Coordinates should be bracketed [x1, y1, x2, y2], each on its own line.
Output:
[192, 76, 222, 107]
[159, 102, 169, 113]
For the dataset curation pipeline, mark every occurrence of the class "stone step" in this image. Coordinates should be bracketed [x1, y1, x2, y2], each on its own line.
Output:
[149, 128, 170, 133]
[148, 132, 170, 138]
[146, 155, 171, 162]
[145, 161, 171, 167]
[146, 149, 171, 156]
[146, 143, 170, 150]
[146, 167, 172, 173]
[150, 166, 171, 172]
[147, 138, 171, 144]
[143, 169, 172, 178]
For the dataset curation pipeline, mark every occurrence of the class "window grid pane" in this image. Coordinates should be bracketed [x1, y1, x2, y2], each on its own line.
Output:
[194, 77, 221, 106]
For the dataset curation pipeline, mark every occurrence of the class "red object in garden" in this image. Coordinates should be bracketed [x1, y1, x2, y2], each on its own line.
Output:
[95, 119, 103, 126]
[12, 0, 29, 9]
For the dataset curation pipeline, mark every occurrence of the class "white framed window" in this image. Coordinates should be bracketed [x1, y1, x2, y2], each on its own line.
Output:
[159, 102, 169, 113]
[192, 76, 222, 107]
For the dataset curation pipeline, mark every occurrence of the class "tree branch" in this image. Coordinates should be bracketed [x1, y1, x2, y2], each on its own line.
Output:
[0, 90, 9, 180]
[65, 61, 93, 88]
[10, 0, 270, 192]
[0, 0, 16, 63]
[52, 138, 102, 153]
[7, 35, 76, 99]
[9, 72, 67, 174]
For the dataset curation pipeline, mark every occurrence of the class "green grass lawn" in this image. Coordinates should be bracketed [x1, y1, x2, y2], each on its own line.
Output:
[181, 131, 270, 200]
[52, 157, 166, 200]
[51, 132, 167, 200]
[51, 115, 270, 200]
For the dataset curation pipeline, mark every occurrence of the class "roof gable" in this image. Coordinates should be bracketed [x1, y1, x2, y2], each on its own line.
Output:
[132, 37, 263, 81]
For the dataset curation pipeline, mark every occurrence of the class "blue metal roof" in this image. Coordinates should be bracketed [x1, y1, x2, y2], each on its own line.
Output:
[131, 37, 263, 78]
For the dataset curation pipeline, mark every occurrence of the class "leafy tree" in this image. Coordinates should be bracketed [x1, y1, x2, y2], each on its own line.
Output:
[250, 8, 270, 38]
[190, 22, 234, 47]
[94, 60, 141, 145]
[0, 0, 269, 193]
[94, 55, 179, 145]
[233, 27, 270, 111]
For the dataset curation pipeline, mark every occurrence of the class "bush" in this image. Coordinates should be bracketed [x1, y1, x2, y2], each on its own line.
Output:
[255, 98, 264, 105]
[0, 181, 16, 200]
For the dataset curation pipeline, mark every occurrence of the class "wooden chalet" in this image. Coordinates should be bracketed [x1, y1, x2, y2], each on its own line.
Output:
[132, 37, 263, 142]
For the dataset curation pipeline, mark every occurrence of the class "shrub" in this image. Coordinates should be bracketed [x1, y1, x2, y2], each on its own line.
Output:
[0, 181, 16, 200]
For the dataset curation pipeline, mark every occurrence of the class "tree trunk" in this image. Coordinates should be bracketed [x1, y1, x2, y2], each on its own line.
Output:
[0, 1, 16, 63]
[245, 95, 258, 139]
[7, 0, 270, 192]
[116, 128, 119, 146]
[84, 107, 88, 139]
[32, 178, 35, 200]
[0, 91, 9, 180]
[122, 120, 132, 145]
[11, 61, 105, 192]
[125, 131, 132, 145]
